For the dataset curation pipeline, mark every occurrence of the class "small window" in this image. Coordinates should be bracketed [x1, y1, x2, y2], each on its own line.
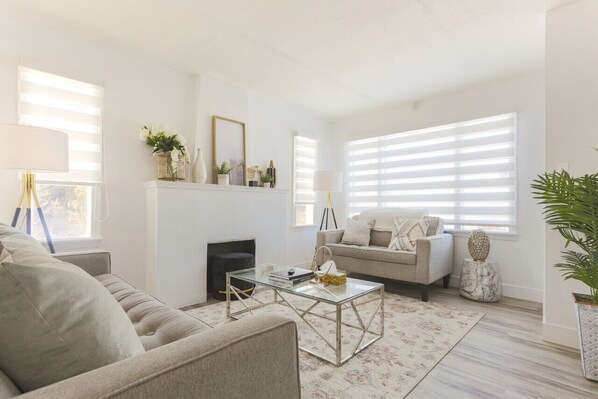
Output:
[18, 66, 103, 239]
[293, 134, 318, 226]
[345, 113, 517, 233]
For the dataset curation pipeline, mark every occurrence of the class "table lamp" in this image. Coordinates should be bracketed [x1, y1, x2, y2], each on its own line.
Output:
[0, 124, 69, 253]
[313, 170, 343, 230]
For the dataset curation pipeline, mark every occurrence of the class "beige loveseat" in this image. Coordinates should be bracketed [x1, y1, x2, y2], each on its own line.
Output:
[317, 208, 453, 302]
[0, 225, 300, 399]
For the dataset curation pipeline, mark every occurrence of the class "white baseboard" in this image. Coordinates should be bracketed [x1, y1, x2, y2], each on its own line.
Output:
[543, 322, 580, 349]
[448, 275, 543, 303]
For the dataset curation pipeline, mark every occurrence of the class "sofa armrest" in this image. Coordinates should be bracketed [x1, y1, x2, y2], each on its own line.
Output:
[316, 230, 344, 265]
[316, 229, 344, 247]
[18, 314, 300, 399]
[53, 251, 111, 276]
[415, 233, 454, 284]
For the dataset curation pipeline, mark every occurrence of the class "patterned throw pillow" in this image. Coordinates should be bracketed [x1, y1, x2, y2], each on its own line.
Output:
[341, 218, 375, 246]
[388, 217, 430, 251]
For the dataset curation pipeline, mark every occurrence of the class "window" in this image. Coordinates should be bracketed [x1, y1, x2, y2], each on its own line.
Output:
[293, 134, 318, 226]
[18, 66, 103, 240]
[345, 113, 517, 233]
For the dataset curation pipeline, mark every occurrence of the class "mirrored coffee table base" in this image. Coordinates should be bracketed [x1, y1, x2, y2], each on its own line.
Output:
[226, 269, 384, 367]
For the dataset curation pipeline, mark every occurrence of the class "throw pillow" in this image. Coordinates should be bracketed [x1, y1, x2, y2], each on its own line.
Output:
[341, 218, 375, 246]
[0, 258, 145, 392]
[388, 217, 430, 251]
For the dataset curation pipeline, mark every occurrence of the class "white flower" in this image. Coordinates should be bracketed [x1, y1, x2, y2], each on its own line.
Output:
[177, 134, 187, 146]
[171, 149, 180, 162]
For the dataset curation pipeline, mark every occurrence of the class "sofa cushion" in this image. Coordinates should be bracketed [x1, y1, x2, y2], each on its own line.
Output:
[96, 274, 212, 351]
[0, 224, 49, 262]
[327, 243, 416, 265]
[0, 256, 145, 392]
[358, 208, 428, 231]
[369, 230, 392, 247]
[389, 217, 430, 251]
[341, 218, 374, 246]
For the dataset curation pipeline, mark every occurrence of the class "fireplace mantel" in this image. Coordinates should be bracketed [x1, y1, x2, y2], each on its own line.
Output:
[143, 180, 290, 194]
[145, 180, 290, 307]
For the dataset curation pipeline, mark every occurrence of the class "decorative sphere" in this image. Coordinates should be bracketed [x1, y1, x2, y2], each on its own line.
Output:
[468, 229, 490, 261]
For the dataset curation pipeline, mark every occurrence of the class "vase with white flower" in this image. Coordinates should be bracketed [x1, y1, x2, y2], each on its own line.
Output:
[139, 125, 190, 181]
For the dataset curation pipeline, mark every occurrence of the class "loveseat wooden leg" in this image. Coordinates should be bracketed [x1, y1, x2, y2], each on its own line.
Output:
[443, 274, 450, 289]
[420, 284, 429, 302]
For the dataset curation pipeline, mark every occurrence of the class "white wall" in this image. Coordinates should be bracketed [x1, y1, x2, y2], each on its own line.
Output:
[193, 75, 332, 267]
[0, 8, 331, 292]
[0, 7, 196, 289]
[543, 0, 598, 348]
[331, 71, 546, 302]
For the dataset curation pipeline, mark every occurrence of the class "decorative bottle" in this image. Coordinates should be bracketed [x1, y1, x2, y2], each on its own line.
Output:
[192, 148, 208, 184]
[266, 160, 276, 188]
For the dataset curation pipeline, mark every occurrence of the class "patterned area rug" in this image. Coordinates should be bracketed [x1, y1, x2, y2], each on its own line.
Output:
[187, 290, 483, 399]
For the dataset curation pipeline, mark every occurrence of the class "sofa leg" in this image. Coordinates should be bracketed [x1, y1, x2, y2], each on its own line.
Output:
[420, 284, 429, 302]
[443, 274, 450, 289]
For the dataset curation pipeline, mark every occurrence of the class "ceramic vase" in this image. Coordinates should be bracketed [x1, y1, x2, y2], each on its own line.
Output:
[263, 182, 271, 188]
[192, 148, 207, 183]
[217, 174, 229, 185]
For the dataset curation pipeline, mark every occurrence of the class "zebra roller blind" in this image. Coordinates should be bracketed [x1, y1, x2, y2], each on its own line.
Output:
[18, 66, 103, 184]
[345, 113, 517, 233]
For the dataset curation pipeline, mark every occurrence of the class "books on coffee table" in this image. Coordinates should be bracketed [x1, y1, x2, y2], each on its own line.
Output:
[268, 268, 314, 287]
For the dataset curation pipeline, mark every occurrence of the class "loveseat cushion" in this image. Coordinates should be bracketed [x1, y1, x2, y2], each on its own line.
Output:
[96, 274, 212, 351]
[327, 243, 417, 265]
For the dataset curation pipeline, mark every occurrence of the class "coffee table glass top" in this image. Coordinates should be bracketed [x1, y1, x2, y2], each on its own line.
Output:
[228, 266, 383, 304]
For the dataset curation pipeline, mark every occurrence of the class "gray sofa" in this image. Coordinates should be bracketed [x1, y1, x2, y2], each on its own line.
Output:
[0, 242, 300, 398]
[317, 208, 453, 302]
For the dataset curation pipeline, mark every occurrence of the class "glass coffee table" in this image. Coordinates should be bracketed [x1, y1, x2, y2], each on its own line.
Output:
[226, 267, 384, 367]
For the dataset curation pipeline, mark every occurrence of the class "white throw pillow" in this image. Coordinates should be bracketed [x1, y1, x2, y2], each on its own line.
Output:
[388, 217, 430, 251]
[341, 218, 375, 246]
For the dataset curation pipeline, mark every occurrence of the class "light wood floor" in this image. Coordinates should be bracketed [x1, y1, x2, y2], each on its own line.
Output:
[380, 280, 598, 399]
[185, 279, 598, 398]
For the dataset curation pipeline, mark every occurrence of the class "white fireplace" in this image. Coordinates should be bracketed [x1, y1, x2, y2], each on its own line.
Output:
[144, 180, 290, 307]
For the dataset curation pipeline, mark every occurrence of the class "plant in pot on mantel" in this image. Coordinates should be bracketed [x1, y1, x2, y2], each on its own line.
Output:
[214, 161, 233, 185]
[140, 125, 190, 181]
[260, 173, 274, 188]
[532, 165, 598, 382]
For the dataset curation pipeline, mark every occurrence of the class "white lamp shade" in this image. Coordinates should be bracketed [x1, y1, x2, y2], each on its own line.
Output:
[313, 170, 343, 192]
[0, 124, 69, 172]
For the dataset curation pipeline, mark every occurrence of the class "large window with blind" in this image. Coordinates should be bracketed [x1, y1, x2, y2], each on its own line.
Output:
[345, 113, 517, 233]
[18, 66, 104, 239]
[293, 134, 318, 226]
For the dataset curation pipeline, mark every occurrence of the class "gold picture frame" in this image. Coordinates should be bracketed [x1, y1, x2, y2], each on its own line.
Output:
[212, 115, 247, 185]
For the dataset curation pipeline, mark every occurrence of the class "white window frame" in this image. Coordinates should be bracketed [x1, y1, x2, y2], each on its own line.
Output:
[292, 133, 318, 227]
[345, 113, 518, 235]
[17, 66, 104, 242]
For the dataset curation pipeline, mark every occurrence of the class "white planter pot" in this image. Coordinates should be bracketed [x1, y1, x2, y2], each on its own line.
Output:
[574, 293, 598, 381]
[263, 182, 271, 188]
[217, 174, 229, 185]
[191, 148, 207, 183]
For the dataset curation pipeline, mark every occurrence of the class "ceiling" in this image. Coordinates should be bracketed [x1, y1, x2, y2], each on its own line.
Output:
[1, 0, 571, 119]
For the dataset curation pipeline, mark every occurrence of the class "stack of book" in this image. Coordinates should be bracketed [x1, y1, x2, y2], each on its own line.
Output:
[268, 268, 314, 287]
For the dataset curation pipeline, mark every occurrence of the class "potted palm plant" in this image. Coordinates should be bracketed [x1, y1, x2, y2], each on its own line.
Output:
[532, 168, 598, 382]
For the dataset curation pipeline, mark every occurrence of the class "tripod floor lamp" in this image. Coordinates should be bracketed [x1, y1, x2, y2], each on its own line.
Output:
[314, 170, 343, 230]
[0, 124, 69, 253]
